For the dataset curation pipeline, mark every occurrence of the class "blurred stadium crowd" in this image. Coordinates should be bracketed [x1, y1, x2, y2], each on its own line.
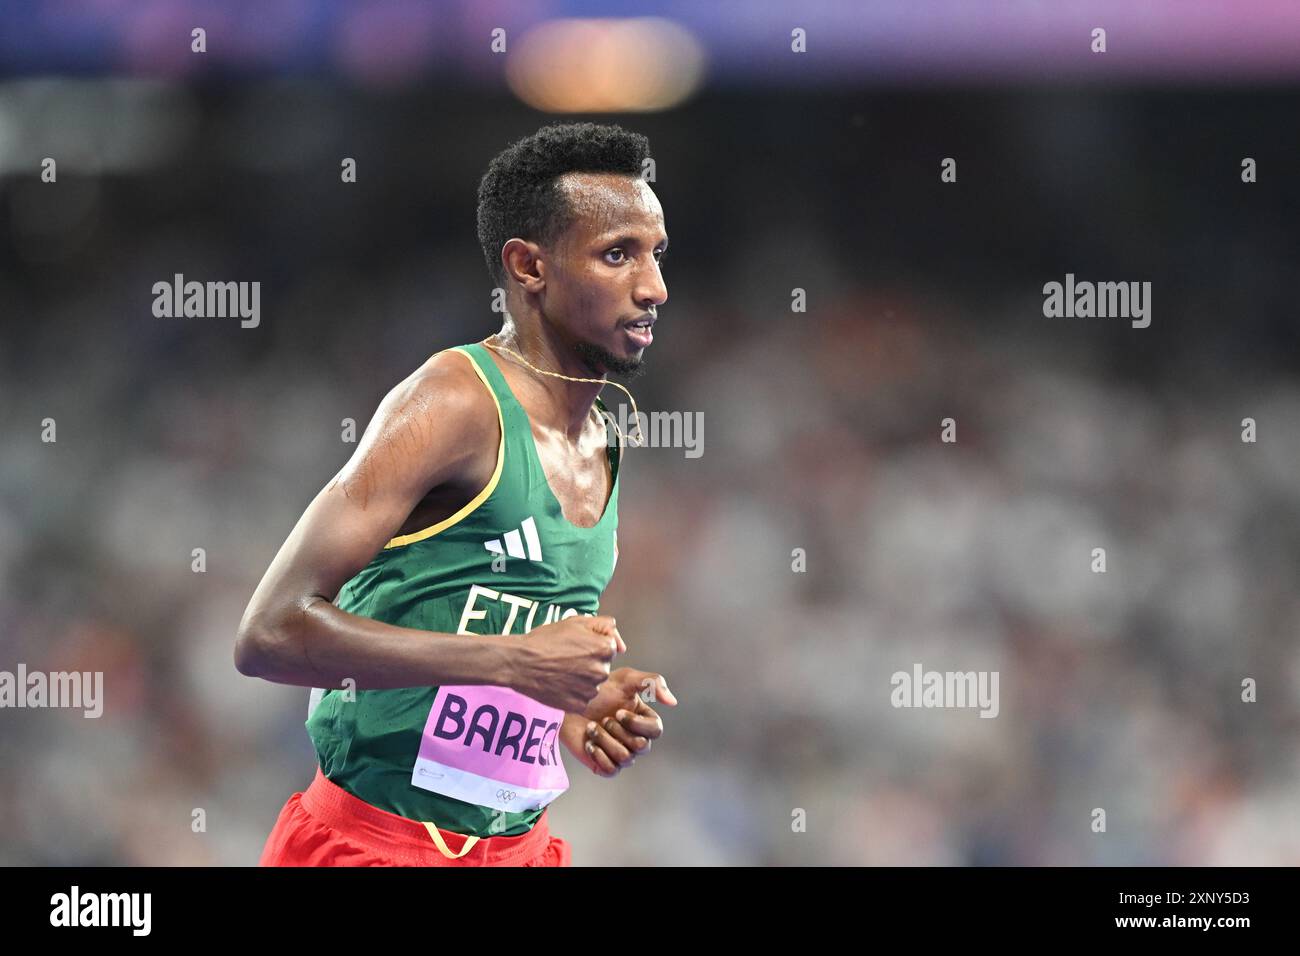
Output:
[1, 86, 1298, 865]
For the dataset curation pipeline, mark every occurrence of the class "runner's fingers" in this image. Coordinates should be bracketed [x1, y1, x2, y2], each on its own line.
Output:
[636, 674, 676, 706]
[600, 715, 649, 753]
[585, 740, 620, 776]
[588, 617, 626, 655]
[618, 705, 663, 740]
[585, 721, 634, 766]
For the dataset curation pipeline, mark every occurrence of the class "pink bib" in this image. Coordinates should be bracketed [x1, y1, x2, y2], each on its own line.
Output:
[411, 684, 569, 813]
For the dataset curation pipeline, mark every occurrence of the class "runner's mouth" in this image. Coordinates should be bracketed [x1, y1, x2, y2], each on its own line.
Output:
[624, 316, 655, 348]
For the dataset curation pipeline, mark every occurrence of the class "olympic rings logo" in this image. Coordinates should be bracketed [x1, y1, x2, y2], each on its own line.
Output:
[496, 789, 517, 802]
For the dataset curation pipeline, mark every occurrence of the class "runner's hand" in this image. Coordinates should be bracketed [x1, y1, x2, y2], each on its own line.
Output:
[560, 669, 677, 777]
[509, 615, 625, 712]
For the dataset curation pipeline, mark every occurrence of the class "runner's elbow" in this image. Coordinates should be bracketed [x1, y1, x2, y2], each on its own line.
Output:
[235, 606, 290, 678]
[234, 623, 270, 677]
[235, 596, 323, 679]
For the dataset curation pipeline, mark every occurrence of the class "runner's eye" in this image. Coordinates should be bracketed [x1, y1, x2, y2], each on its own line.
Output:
[604, 248, 626, 264]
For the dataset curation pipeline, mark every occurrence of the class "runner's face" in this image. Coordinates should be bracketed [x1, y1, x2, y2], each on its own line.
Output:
[544, 173, 668, 375]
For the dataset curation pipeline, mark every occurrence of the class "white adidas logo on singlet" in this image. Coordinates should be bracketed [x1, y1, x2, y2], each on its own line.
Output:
[484, 515, 543, 562]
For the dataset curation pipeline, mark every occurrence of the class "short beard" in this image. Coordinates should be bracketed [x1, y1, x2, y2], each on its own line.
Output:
[573, 340, 646, 379]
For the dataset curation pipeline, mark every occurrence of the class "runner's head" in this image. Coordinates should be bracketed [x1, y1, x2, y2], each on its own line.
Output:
[477, 122, 668, 377]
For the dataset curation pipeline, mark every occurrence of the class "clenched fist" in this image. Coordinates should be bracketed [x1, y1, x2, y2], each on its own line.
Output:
[508, 614, 626, 712]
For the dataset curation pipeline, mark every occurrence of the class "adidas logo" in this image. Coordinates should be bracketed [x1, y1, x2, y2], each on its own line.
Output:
[484, 516, 543, 562]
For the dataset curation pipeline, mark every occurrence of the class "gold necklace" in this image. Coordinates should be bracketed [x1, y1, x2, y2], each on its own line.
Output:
[482, 335, 645, 448]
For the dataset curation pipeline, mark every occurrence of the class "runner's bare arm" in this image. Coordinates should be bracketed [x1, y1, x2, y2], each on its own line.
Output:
[234, 351, 514, 690]
[235, 348, 627, 713]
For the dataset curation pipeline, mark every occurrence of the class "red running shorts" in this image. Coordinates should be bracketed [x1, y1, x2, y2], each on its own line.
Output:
[258, 766, 572, 867]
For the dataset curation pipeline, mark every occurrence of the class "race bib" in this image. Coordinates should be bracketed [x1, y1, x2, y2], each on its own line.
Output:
[411, 684, 569, 813]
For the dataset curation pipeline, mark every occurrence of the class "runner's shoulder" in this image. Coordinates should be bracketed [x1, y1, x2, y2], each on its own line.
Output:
[390, 346, 500, 452]
[332, 349, 496, 504]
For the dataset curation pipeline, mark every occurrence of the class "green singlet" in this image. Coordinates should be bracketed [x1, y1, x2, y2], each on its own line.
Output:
[306, 343, 622, 837]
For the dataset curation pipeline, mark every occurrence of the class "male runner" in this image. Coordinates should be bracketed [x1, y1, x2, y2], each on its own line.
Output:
[235, 122, 677, 867]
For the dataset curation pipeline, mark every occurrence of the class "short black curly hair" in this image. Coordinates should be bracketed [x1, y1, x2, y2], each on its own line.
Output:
[476, 122, 652, 287]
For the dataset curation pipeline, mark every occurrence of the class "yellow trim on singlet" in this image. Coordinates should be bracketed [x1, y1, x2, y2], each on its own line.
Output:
[382, 348, 505, 550]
